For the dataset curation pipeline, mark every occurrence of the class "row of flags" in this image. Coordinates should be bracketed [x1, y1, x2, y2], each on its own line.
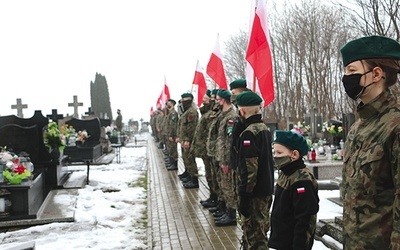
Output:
[152, 0, 274, 115]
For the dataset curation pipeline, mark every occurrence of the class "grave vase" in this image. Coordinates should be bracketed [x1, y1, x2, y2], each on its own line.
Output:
[49, 147, 61, 160]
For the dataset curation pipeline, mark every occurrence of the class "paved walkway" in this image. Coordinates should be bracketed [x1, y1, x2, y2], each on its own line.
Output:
[147, 139, 242, 250]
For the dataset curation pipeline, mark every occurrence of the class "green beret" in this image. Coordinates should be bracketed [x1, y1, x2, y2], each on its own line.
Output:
[181, 93, 193, 99]
[217, 89, 231, 101]
[211, 89, 219, 96]
[274, 130, 309, 157]
[229, 79, 247, 90]
[236, 91, 262, 106]
[340, 35, 400, 66]
[168, 99, 176, 105]
[206, 89, 211, 97]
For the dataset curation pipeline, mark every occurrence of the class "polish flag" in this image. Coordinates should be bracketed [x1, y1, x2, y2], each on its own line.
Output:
[206, 34, 228, 90]
[297, 187, 306, 194]
[192, 60, 207, 107]
[246, 0, 275, 107]
[150, 106, 154, 117]
[157, 77, 170, 109]
[243, 140, 251, 146]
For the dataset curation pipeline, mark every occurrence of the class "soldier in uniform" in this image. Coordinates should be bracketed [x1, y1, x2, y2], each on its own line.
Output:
[235, 91, 274, 249]
[155, 107, 164, 149]
[191, 90, 218, 207]
[213, 89, 239, 226]
[340, 35, 400, 249]
[269, 130, 319, 250]
[206, 89, 224, 215]
[165, 99, 179, 170]
[176, 93, 199, 188]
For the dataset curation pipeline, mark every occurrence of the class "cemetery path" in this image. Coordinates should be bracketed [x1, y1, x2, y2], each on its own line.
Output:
[147, 140, 242, 250]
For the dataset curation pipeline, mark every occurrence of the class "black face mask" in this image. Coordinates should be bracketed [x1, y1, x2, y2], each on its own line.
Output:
[182, 100, 192, 112]
[342, 70, 374, 100]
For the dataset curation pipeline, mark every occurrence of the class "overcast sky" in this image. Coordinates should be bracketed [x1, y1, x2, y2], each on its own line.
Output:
[0, 0, 267, 122]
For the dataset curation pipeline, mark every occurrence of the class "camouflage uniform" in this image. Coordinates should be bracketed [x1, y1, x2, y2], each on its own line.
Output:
[215, 107, 238, 211]
[342, 89, 400, 249]
[236, 114, 274, 249]
[268, 160, 319, 250]
[178, 103, 199, 177]
[206, 107, 222, 199]
[191, 104, 215, 195]
[155, 111, 164, 146]
[166, 107, 179, 162]
[161, 108, 169, 148]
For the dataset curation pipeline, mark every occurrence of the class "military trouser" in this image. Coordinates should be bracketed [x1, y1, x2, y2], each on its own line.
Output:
[167, 139, 178, 161]
[201, 155, 216, 196]
[210, 159, 222, 200]
[219, 166, 238, 210]
[241, 196, 272, 250]
[182, 146, 198, 177]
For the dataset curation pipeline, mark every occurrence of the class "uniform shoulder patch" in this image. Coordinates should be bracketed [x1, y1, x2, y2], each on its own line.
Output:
[297, 187, 306, 194]
[243, 140, 251, 146]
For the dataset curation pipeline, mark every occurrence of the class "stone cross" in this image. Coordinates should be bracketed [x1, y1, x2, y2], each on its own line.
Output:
[47, 109, 63, 122]
[68, 95, 83, 118]
[11, 98, 28, 118]
[85, 107, 95, 116]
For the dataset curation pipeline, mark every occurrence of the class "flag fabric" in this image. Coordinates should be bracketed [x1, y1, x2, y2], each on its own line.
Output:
[150, 106, 154, 117]
[156, 77, 171, 109]
[206, 34, 228, 90]
[246, 0, 274, 107]
[192, 60, 207, 106]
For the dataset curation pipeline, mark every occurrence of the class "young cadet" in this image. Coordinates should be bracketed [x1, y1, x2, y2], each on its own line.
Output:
[269, 130, 319, 250]
[235, 91, 274, 249]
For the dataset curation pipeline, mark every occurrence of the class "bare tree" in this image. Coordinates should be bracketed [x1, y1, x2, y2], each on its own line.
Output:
[337, 0, 400, 40]
[223, 29, 248, 82]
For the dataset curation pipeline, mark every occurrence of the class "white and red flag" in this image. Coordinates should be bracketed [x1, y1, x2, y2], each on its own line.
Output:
[156, 76, 171, 109]
[192, 60, 207, 107]
[206, 34, 228, 90]
[246, 0, 275, 107]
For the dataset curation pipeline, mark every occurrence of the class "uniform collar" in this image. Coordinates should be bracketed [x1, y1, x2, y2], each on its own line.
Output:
[243, 114, 263, 126]
[357, 89, 395, 120]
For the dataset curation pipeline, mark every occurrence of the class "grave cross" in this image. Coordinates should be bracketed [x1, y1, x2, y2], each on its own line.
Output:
[11, 98, 28, 118]
[68, 95, 83, 118]
[47, 109, 63, 122]
[85, 107, 95, 116]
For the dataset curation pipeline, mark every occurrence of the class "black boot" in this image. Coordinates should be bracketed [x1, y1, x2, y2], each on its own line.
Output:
[215, 208, 237, 226]
[167, 159, 178, 170]
[183, 177, 199, 189]
[201, 194, 218, 208]
[178, 171, 189, 179]
[212, 201, 226, 217]
[158, 143, 164, 149]
[181, 175, 192, 184]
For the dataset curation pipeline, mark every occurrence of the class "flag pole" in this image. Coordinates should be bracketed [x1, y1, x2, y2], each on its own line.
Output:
[253, 74, 256, 92]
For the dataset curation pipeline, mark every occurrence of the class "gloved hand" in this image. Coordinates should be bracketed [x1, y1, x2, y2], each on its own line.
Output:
[239, 195, 251, 218]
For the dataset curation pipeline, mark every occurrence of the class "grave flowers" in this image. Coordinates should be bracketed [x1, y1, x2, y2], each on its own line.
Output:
[1, 149, 32, 185]
[43, 122, 66, 159]
[76, 130, 89, 146]
[291, 121, 310, 137]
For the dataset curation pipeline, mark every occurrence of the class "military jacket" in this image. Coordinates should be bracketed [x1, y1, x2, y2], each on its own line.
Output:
[166, 108, 178, 139]
[178, 105, 198, 142]
[192, 106, 213, 157]
[269, 159, 319, 250]
[215, 107, 238, 165]
[237, 114, 274, 197]
[342, 89, 400, 249]
[206, 108, 222, 157]
[155, 112, 164, 132]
